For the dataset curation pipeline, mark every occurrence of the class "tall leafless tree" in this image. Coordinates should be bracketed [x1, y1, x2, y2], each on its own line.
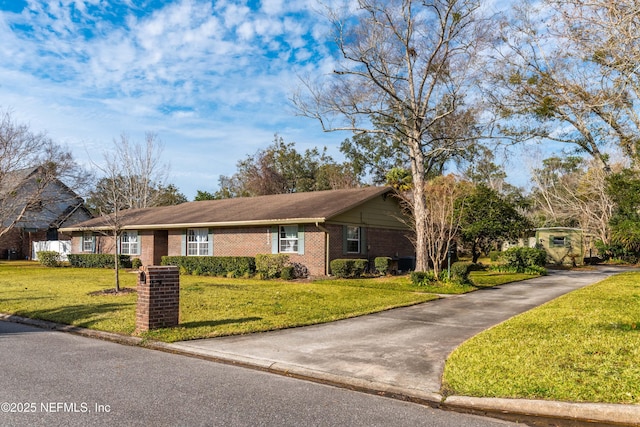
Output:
[559, 0, 640, 166]
[293, 0, 490, 272]
[90, 132, 168, 292]
[0, 108, 89, 243]
[529, 156, 617, 245]
[490, 0, 640, 169]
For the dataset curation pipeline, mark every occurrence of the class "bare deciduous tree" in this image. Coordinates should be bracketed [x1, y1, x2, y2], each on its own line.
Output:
[293, 0, 490, 272]
[400, 175, 469, 277]
[0, 108, 89, 244]
[424, 175, 470, 277]
[90, 132, 169, 292]
[491, 0, 640, 168]
[555, 0, 640, 165]
[529, 156, 616, 245]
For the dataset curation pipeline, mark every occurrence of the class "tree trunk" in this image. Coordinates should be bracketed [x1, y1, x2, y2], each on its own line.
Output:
[413, 186, 429, 272]
[113, 230, 120, 293]
[471, 241, 480, 263]
[410, 141, 429, 272]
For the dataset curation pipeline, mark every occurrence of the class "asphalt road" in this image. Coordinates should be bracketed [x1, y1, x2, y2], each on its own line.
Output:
[0, 320, 519, 427]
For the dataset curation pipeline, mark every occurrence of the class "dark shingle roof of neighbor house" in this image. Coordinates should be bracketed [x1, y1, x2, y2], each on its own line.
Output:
[0, 167, 41, 195]
[62, 187, 394, 231]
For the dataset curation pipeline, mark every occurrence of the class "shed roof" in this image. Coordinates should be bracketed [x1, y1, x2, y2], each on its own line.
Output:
[62, 187, 394, 231]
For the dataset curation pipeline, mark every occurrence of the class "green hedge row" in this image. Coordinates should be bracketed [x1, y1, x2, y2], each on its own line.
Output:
[330, 259, 368, 278]
[161, 256, 256, 277]
[67, 254, 132, 268]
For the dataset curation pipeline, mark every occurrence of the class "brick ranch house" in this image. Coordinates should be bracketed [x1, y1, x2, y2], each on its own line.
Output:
[61, 187, 415, 276]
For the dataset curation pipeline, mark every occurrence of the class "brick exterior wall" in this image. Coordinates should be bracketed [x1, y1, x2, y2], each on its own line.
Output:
[0, 229, 74, 260]
[135, 265, 180, 332]
[364, 227, 415, 259]
[213, 227, 273, 256]
[70, 223, 415, 277]
[139, 230, 168, 266]
[0, 228, 31, 260]
[326, 224, 414, 274]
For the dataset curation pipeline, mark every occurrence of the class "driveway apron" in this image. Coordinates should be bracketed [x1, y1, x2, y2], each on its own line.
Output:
[169, 267, 630, 400]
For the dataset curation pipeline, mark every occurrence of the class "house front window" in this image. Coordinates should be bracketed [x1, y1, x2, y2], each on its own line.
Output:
[187, 228, 209, 256]
[120, 231, 139, 255]
[82, 232, 94, 252]
[279, 225, 298, 253]
[346, 226, 360, 253]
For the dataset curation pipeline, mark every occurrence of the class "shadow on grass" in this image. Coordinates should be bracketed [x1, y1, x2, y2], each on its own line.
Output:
[1, 297, 53, 302]
[16, 302, 135, 329]
[179, 317, 262, 329]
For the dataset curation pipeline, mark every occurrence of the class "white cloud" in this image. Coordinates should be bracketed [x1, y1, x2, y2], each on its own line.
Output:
[0, 0, 347, 198]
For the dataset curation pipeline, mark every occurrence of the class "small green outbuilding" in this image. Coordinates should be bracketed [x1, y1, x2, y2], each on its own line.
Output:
[534, 227, 596, 266]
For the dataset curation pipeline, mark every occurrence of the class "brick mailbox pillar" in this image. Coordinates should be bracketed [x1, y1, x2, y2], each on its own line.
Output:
[136, 265, 180, 332]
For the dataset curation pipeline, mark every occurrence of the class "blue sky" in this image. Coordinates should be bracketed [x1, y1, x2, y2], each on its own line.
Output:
[0, 0, 544, 200]
[0, 0, 346, 199]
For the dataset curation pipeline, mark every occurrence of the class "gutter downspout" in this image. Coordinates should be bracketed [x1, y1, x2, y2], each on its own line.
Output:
[316, 222, 330, 276]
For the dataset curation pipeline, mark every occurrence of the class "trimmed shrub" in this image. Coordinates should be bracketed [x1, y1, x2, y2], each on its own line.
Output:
[131, 258, 142, 269]
[329, 259, 368, 278]
[290, 262, 309, 279]
[37, 251, 61, 267]
[255, 254, 290, 279]
[450, 261, 474, 284]
[374, 257, 392, 276]
[495, 247, 548, 274]
[280, 266, 295, 280]
[352, 259, 367, 277]
[68, 254, 132, 268]
[161, 256, 256, 277]
[410, 271, 437, 286]
[330, 259, 349, 278]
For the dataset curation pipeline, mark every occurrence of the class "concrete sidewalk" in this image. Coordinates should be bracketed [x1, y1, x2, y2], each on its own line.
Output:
[168, 266, 640, 426]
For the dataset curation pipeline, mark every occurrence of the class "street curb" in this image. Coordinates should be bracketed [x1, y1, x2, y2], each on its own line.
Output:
[3, 313, 639, 426]
[443, 396, 640, 426]
[0, 313, 144, 347]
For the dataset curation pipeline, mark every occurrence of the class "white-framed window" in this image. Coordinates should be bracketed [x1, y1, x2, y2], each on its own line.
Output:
[279, 225, 298, 253]
[120, 231, 139, 255]
[187, 228, 209, 256]
[346, 226, 361, 253]
[82, 232, 94, 252]
[551, 236, 568, 247]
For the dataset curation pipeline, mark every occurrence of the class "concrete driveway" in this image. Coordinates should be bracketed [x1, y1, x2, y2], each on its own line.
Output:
[169, 266, 631, 403]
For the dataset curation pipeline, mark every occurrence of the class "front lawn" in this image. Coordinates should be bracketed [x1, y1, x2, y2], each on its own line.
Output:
[443, 271, 640, 404]
[0, 262, 438, 342]
[0, 261, 541, 343]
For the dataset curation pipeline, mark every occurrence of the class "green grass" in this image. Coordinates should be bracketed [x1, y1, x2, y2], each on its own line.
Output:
[443, 271, 640, 404]
[0, 262, 138, 333]
[314, 270, 539, 295]
[0, 262, 437, 342]
[0, 261, 541, 343]
[470, 270, 539, 288]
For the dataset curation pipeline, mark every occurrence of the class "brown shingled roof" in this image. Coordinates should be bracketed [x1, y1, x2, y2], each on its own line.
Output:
[62, 187, 393, 231]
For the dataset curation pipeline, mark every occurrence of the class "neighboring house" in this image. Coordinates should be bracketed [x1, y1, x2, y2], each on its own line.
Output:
[503, 227, 597, 266]
[61, 187, 415, 276]
[0, 166, 93, 259]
